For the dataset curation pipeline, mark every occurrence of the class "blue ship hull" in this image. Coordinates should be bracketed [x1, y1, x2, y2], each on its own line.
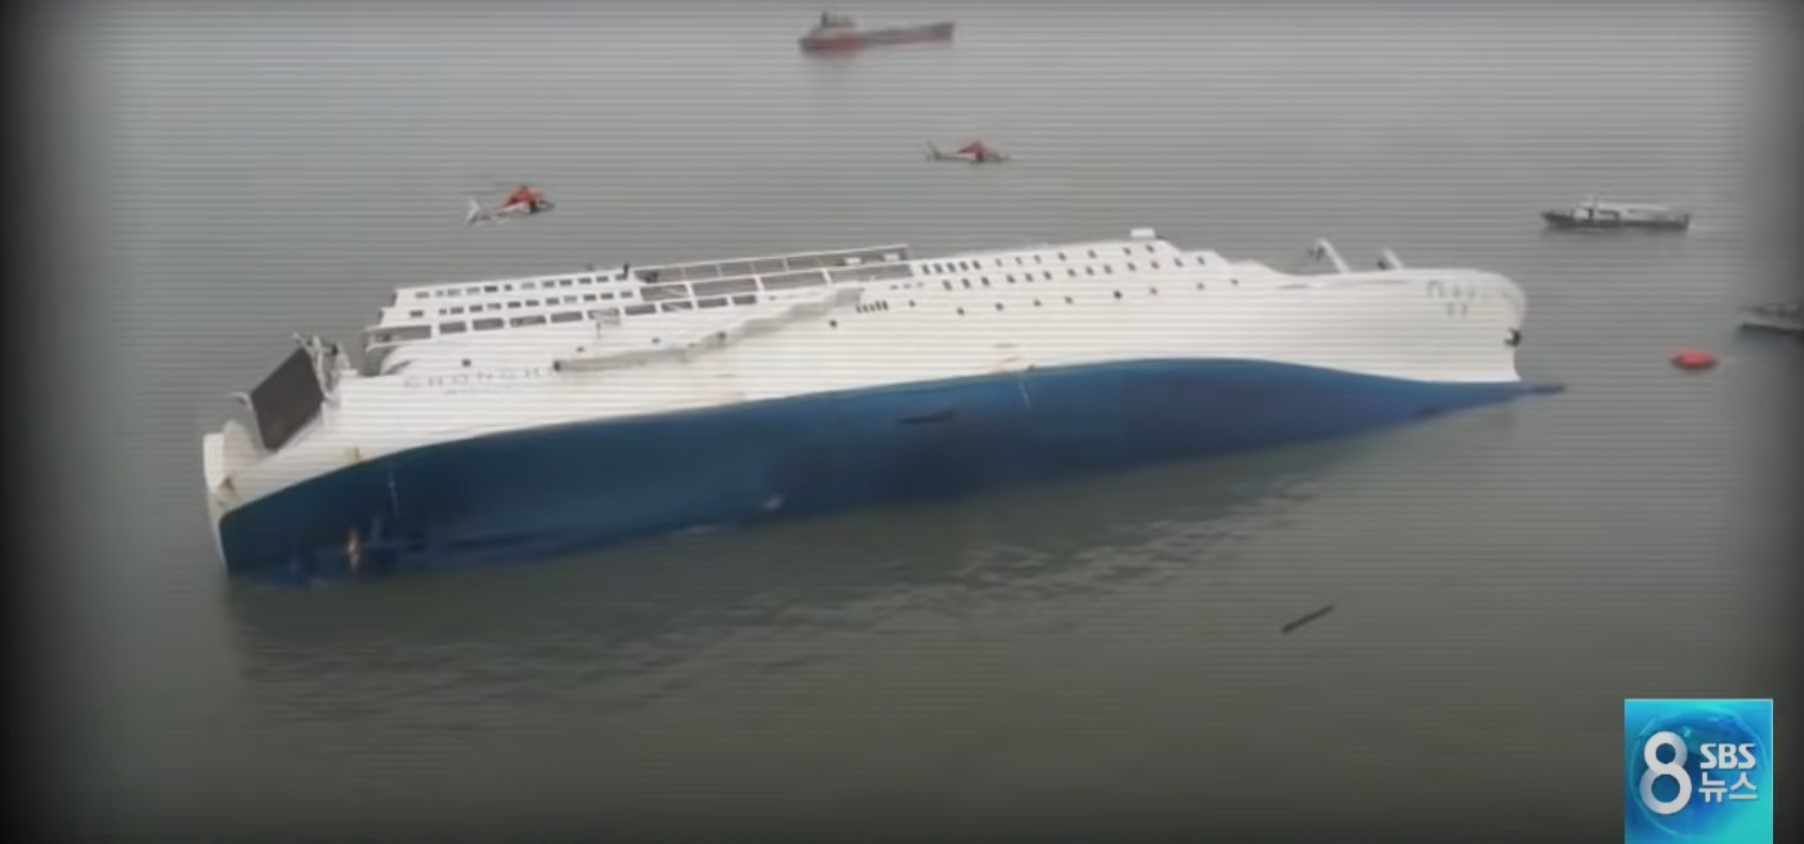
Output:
[217, 358, 1555, 582]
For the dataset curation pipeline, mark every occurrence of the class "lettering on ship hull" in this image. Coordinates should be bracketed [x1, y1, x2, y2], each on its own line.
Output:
[402, 367, 551, 393]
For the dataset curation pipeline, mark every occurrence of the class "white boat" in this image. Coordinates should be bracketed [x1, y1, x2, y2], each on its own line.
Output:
[203, 227, 1552, 581]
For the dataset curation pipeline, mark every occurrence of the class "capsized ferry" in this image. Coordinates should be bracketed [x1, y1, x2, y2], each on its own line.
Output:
[205, 228, 1555, 581]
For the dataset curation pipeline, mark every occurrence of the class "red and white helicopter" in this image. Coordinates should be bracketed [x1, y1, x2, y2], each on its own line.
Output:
[464, 183, 556, 225]
[925, 139, 1011, 164]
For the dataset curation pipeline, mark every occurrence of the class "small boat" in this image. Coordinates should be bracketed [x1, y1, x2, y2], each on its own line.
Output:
[799, 12, 955, 53]
[1541, 196, 1691, 231]
[1737, 302, 1804, 339]
[926, 139, 1010, 165]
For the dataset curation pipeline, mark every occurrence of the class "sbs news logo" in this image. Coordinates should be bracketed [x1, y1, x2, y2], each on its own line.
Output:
[1624, 699, 1773, 844]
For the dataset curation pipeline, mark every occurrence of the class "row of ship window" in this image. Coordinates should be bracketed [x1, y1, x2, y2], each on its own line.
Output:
[917, 243, 1173, 275]
[408, 290, 623, 319]
[407, 244, 1179, 303]
[413, 274, 619, 301]
[389, 270, 1239, 346]
[396, 249, 1197, 335]
[933, 258, 1185, 289]
[405, 294, 769, 339]
[401, 255, 1185, 321]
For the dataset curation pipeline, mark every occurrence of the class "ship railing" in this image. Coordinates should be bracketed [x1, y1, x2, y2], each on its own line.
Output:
[631, 262, 913, 315]
[555, 286, 863, 373]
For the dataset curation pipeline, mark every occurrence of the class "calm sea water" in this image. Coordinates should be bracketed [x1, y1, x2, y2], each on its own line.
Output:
[44, 1, 1796, 840]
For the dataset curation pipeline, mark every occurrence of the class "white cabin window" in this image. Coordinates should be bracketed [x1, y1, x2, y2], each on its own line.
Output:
[510, 314, 548, 327]
[559, 279, 573, 287]
[484, 285, 499, 293]
[624, 304, 656, 316]
[1151, 261, 1161, 269]
[414, 292, 429, 300]
[472, 318, 504, 331]
[549, 311, 584, 323]
[526, 299, 541, 307]
[1127, 262, 1137, 271]
[1145, 244, 1156, 253]
[521, 282, 536, 290]
[1173, 258, 1185, 267]
[731, 294, 758, 306]
[440, 321, 468, 334]
[582, 294, 597, 302]
[409, 310, 424, 318]
[1087, 249, 1097, 258]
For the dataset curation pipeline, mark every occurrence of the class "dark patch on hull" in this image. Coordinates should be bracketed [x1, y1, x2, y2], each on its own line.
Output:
[216, 359, 1554, 581]
[898, 409, 958, 426]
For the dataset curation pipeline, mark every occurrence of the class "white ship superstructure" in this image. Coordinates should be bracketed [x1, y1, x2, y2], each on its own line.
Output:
[204, 228, 1546, 580]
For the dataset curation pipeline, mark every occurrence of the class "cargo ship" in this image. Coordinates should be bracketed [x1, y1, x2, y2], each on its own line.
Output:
[1541, 196, 1691, 231]
[799, 12, 955, 53]
[204, 228, 1553, 581]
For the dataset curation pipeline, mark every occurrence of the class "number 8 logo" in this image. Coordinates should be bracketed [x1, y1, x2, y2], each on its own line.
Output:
[1640, 730, 1692, 816]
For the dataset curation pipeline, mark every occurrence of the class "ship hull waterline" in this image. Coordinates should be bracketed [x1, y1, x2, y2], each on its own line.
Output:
[1540, 211, 1690, 232]
[215, 357, 1560, 583]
